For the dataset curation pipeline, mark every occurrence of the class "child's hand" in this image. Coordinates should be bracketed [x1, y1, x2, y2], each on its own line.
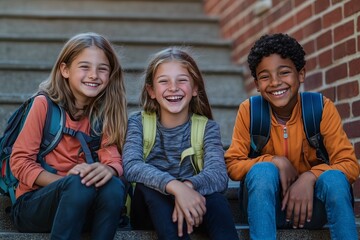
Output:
[67, 162, 115, 187]
[281, 171, 316, 228]
[272, 156, 298, 196]
[166, 180, 206, 237]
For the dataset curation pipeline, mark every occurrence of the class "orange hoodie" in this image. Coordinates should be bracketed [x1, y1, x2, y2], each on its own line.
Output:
[225, 94, 360, 183]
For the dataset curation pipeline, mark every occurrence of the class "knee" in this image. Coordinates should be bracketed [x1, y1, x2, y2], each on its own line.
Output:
[316, 170, 351, 202]
[246, 162, 279, 187]
[98, 177, 126, 207]
[59, 175, 97, 203]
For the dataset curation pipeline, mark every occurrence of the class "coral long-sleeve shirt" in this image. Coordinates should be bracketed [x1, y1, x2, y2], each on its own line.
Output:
[10, 95, 123, 198]
[225, 94, 360, 183]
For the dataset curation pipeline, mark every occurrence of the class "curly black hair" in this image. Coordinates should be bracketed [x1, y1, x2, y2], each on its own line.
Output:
[247, 33, 306, 80]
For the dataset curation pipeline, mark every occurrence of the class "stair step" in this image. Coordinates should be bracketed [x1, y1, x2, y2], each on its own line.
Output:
[0, 0, 204, 18]
[2, 195, 359, 240]
[0, 15, 220, 41]
[0, 36, 235, 67]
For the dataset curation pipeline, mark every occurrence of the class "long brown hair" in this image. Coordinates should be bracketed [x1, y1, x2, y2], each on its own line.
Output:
[39, 32, 127, 152]
[140, 47, 213, 119]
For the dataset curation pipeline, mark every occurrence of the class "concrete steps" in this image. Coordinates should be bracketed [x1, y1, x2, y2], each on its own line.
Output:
[1, 193, 359, 240]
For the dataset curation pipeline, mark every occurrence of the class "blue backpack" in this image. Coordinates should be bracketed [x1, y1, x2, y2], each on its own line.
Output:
[0, 93, 101, 205]
[248, 92, 329, 163]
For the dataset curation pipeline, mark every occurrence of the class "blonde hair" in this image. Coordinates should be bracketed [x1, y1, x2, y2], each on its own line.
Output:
[140, 47, 213, 119]
[39, 32, 127, 153]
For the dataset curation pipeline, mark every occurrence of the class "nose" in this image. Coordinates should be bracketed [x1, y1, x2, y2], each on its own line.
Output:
[88, 69, 98, 80]
[269, 74, 282, 87]
[168, 80, 178, 91]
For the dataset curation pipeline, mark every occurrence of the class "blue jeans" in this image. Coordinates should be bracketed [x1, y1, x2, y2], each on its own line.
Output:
[239, 162, 358, 240]
[11, 175, 125, 240]
[131, 183, 239, 240]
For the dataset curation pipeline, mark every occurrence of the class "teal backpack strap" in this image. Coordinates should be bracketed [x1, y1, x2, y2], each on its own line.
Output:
[249, 96, 271, 158]
[300, 92, 329, 164]
[142, 111, 157, 160]
[37, 94, 66, 173]
[180, 114, 208, 174]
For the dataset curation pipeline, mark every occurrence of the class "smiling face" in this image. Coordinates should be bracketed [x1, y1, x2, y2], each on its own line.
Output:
[254, 54, 305, 117]
[146, 60, 198, 127]
[60, 46, 110, 109]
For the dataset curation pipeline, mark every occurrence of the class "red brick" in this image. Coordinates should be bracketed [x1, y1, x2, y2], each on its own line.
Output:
[321, 87, 336, 102]
[316, 30, 332, 50]
[304, 72, 322, 90]
[305, 56, 317, 72]
[349, 58, 360, 76]
[266, 1, 292, 23]
[334, 20, 354, 42]
[335, 102, 350, 119]
[334, 38, 356, 60]
[296, 5, 313, 24]
[318, 49, 333, 68]
[352, 100, 360, 117]
[294, 0, 305, 7]
[303, 40, 315, 56]
[325, 63, 347, 84]
[353, 178, 360, 199]
[292, 29, 303, 42]
[315, 0, 330, 14]
[343, 120, 360, 138]
[273, 16, 295, 33]
[323, 7, 342, 28]
[344, 0, 360, 17]
[337, 81, 359, 101]
[302, 18, 322, 36]
[355, 142, 360, 160]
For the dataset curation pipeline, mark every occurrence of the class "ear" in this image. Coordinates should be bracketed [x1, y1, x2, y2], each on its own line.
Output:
[192, 85, 198, 97]
[146, 84, 156, 99]
[254, 79, 260, 92]
[299, 68, 306, 83]
[60, 62, 69, 78]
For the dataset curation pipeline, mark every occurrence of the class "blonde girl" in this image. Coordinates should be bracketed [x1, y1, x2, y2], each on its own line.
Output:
[10, 32, 127, 240]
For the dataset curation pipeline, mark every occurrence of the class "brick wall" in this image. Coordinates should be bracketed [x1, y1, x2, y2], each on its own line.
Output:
[203, 0, 360, 217]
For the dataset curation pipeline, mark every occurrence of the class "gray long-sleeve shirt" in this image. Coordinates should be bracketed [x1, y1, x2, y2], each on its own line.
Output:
[123, 112, 228, 196]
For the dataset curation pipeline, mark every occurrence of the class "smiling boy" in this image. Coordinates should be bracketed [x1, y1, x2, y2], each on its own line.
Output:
[225, 33, 360, 240]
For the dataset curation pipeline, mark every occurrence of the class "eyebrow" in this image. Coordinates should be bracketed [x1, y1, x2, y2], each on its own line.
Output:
[156, 73, 190, 79]
[76, 61, 110, 67]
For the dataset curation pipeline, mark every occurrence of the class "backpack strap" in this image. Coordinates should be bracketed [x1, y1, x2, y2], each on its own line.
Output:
[38, 95, 99, 170]
[181, 114, 208, 174]
[37, 95, 65, 173]
[300, 92, 329, 164]
[142, 111, 157, 160]
[249, 96, 271, 158]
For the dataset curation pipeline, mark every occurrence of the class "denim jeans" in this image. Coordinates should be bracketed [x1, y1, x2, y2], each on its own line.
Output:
[239, 162, 358, 240]
[11, 175, 125, 240]
[131, 183, 239, 240]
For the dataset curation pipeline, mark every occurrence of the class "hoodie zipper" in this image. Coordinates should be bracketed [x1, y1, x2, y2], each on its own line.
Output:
[283, 125, 288, 157]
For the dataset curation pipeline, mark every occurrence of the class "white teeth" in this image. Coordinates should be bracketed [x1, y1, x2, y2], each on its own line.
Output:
[84, 83, 99, 87]
[272, 90, 287, 96]
[166, 96, 182, 100]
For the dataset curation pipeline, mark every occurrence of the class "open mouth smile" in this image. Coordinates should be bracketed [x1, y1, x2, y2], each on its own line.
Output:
[83, 82, 100, 87]
[165, 95, 184, 102]
[270, 89, 288, 96]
